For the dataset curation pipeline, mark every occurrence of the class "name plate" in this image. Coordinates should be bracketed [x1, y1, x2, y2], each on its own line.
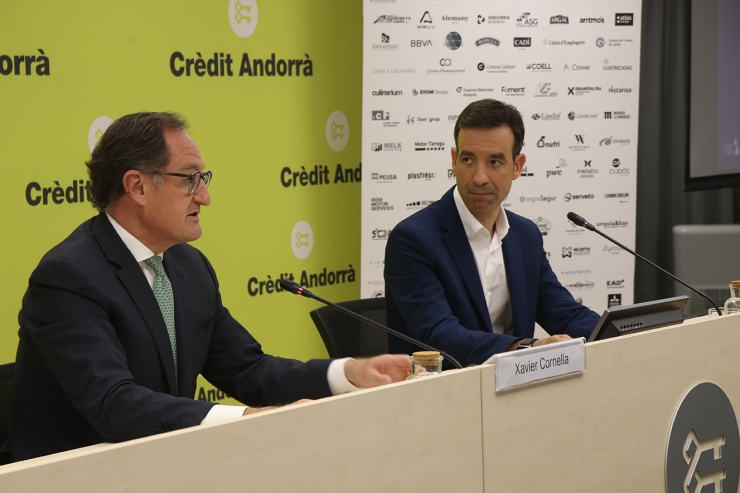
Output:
[492, 338, 586, 391]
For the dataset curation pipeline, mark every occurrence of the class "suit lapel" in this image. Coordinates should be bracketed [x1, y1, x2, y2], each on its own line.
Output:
[439, 188, 492, 332]
[501, 221, 528, 336]
[92, 214, 178, 395]
[164, 256, 196, 398]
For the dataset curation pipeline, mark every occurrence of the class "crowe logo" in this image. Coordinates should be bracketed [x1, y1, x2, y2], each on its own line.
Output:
[229, 0, 258, 38]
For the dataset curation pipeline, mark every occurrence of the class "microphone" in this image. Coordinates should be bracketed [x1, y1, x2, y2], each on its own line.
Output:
[566, 212, 722, 315]
[278, 278, 464, 369]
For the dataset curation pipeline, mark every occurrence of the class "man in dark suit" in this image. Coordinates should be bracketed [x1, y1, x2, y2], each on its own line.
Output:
[3, 112, 410, 463]
[384, 99, 599, 367]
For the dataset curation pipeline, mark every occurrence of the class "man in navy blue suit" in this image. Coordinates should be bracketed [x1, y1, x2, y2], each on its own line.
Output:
[385, 99, 599, 366]
[2, 112, 410, 463]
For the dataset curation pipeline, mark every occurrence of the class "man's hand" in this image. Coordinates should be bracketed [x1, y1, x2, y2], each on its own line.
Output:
[532, 334, 572, 347]
[344, 354, 412, 388]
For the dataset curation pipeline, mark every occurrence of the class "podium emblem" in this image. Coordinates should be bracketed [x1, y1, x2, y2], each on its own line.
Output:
[666, 383, 740, 493]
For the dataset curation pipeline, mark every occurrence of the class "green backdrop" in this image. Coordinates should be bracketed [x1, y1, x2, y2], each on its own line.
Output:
[1, 0, 362, 404]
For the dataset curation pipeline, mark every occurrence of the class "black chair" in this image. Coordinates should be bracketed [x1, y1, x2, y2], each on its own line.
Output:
[0, 362, 14, 448]
[310, 298, 388, 358]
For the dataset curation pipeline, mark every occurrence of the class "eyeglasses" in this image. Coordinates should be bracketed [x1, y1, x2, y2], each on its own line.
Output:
[143, 170, 213, 195]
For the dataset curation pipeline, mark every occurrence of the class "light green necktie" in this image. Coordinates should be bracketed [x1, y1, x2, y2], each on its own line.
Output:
[144, 255, 178, 386]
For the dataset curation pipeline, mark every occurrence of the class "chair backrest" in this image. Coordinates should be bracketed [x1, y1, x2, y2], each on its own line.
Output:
[0, 362, 15, 447]
[310, 298, 388, 358]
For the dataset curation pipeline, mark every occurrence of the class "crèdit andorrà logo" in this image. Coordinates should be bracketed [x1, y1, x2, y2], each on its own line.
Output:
[326, 111, 349, 152]
[228, 0, 258, 38]
[291, 220, 314, 259]
[88, 116, 113, 153]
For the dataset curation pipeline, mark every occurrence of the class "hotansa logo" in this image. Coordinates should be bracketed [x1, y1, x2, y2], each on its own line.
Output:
[228, 0, 259, 38]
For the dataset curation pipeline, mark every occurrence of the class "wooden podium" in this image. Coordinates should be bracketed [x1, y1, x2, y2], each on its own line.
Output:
[1, 314, 739, 492]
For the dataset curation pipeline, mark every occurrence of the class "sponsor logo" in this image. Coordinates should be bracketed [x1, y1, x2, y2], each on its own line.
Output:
[412, 88, 449, 96]
[448, 114, 458, 122]
[567, 86, 602, 96]
[291, 220, 314, 259]
[486, 15, 510, 24]
[596, 37, 606, 48]
[326, 111, 349, 152]
[406, 199, 437, 210]
[475, 37, 500, 46]
[533, 217, 551, 235]
[580, 17, 605, 24]
[373, 33, 399, 51]
[88, 116, 113, 152]
[569, 134, 590, 151]
[563, 192, 594, 202]
[595, 220, 628, 228]
[371, 142, 402, 152]
[444, 32, 463, 50]
[170, 52, 313, 77]
[280, 164, 360, 187]
[408, 171, 436, 180]
[228, 0, 258, 38]
[375, 15, 411, 24]
[536, 136, 560, 148]
[544, 39, 586, 47]
[406, 115, 441, 124]
[604, 192, 630, 202]
[603, 245, 622, 254]
[372, 89, 402, 96]
[610, 158, 630, 175]
[607, 279, 625, 288]
[370, 172, 397, 183]
[609, 86, 632, 94]
[605, 110, 631, 119]
[481, 63, 514, 73]
[517, 12, 538, 27]
[520, 195, 557, 204]
[420, 11, 433, 24]
[608, 293, 622, 307]
[577, 160, 598, 178]
[565, 281, 595, 290]
[411, 39, 433, 47]
[501, 86, 525, 96]
[371, 197, 394, 211]
[615, 13, 634, 26]
[520, 165, 534, 177]
[414, 141, 445, 151]
[442, 15, 468, 23]
[550, 15, 569, 24]
[600, 136, 631, 147]
[514, 37, 532, 48]
[562, 246, 591, 258]
[603, 59, 633, 71]
[247, 266, 356, 297]
[546, 169, 562, 178]
[568, 111, 599, 120]
[372, 228, 393, 240]
[607, 38, 635, 47]
[526, 62, 552, 72]
[372, 110, 400, 128]
[532, 112, 561, 121]
[563, 63, 590, 71]
[448, 169, 456, 179]
[0, 49, 51, 76]
[535, 82, 557, 97]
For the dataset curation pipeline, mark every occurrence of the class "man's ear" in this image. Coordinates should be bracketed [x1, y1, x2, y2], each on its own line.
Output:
[451, 146, 458, 174]
[512, 153, 526, 180]
[122, 170, 147, 206]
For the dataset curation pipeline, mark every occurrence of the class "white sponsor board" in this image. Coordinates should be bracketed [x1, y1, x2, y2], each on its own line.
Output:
[362, 0, 641, 315]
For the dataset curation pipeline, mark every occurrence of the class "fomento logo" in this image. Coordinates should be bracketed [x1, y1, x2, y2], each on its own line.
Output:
[88, 116, 113, 153]
[291, 220, 314, 259]
[228, 0, 258, 38]
[326, 111, 349, 152]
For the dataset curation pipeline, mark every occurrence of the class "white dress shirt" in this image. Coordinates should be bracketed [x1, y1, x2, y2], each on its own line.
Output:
[452, 189, 514, 335]
[106, 213, 358, 424]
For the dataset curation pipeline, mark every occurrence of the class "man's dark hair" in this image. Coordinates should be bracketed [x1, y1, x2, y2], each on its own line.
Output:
[86, 112, 188, 211]
[453, 99, 525, 157]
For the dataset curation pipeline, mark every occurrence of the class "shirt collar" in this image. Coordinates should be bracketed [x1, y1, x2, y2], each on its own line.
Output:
[106, 212, 161, 262]
[453, 186, 510, 241]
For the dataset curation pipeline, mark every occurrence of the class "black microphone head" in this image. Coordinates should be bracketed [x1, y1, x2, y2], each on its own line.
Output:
[278, 278, 301, 294]
[567, 212, 595, 231]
